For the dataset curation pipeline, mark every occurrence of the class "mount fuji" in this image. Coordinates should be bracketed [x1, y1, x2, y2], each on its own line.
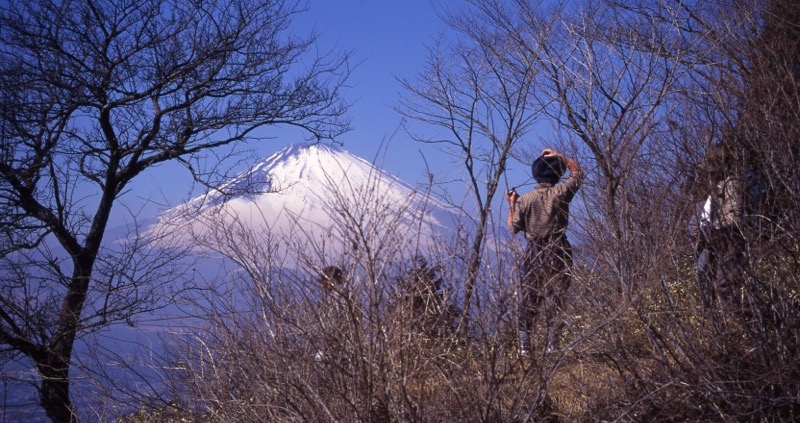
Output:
[149, 143, 457, 265]
[1, 144, 459, 421]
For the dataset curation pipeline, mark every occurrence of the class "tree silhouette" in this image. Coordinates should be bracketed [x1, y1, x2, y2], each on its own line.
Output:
[0, 0, 349, 420]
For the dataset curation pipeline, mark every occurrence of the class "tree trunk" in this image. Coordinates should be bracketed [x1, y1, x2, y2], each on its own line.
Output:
[39, 360, 76, 423]
[37, 265, 92, 423]
[460, 213, 487, 333]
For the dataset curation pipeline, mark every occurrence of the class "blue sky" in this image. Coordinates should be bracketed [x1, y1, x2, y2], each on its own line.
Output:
[125, 0, 466, 220]
[291, 0, 458, 178]
[124, 0, 541, 225]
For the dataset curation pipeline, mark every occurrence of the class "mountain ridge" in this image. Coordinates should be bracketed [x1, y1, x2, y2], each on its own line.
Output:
[150, 142, 455, 263]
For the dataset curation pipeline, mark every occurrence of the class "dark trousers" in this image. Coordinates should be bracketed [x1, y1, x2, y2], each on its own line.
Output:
[518, 237, 573, 351]
[696, 227, 747, 318]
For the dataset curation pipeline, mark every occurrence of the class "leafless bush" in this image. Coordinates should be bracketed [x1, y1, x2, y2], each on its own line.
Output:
[0, 0, 350, 420]
[394, 0, 800, 421]
[132, 1, 800, 421]
[136, 156, 612, 422]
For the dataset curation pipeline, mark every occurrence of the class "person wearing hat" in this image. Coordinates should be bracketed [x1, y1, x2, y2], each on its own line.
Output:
[690, 144, 747, 321]
[506, 148, 584, 355]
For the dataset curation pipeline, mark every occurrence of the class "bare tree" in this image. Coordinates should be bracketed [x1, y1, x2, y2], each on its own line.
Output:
[29, 0, 796, 421]
[0, 0, 349, 421]
[396, 0, 799, 420]
[144, 158, 590, 422]
[650, 1, 800, 418]
[144, 1, 800, 421]
[397, 5, 542, 328]
[514, 0, 799, 419]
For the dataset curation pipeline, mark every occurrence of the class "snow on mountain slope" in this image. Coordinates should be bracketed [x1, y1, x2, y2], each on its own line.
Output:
[150, 143, 454, 265]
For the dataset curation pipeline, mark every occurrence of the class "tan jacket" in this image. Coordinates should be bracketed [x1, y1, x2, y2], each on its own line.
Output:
[511, 169, 584, 242]
[711, 176, 743, 230]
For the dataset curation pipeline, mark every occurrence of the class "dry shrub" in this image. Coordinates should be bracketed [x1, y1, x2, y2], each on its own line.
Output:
[548, 358, 625, 421]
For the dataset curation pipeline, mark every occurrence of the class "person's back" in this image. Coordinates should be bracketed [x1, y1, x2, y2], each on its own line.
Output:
[510, 163, 583, 242]
[711, 175, 743, 230]
[691, 144, 749, 321]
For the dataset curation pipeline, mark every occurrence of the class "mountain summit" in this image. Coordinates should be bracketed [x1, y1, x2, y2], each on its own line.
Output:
[151, 143, 453, 264]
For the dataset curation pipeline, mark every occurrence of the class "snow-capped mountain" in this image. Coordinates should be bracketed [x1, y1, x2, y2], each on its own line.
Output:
[150, 143, 455, 265]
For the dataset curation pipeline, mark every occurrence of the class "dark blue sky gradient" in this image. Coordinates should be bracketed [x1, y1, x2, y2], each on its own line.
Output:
[120, 0, 544, 227]
[121, 1, 463, 224]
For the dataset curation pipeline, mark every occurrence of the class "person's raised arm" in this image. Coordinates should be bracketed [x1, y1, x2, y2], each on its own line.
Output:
[542, 148, 582, 176]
